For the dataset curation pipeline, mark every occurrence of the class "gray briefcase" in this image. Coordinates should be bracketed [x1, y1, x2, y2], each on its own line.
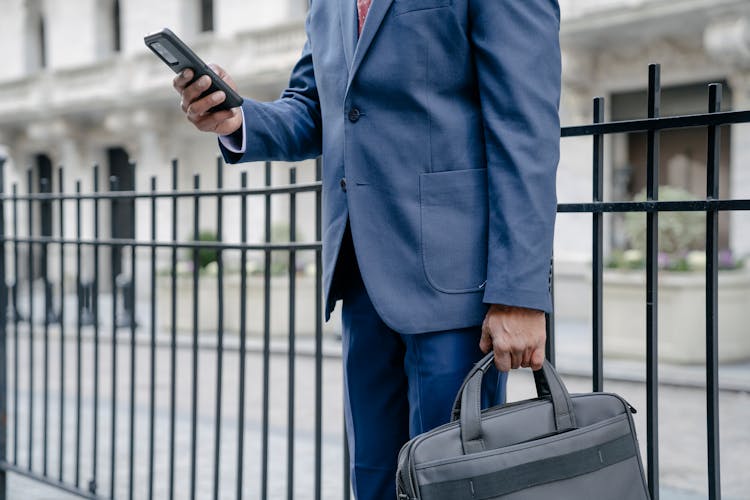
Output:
[396, 353, 650, 499]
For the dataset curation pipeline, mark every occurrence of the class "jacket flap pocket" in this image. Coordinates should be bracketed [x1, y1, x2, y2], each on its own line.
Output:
[393, 0, 452, 16]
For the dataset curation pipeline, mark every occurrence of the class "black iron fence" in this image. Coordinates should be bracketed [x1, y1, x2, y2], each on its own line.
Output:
[0, 157, 333, 500]
[0, 63, 749, 500]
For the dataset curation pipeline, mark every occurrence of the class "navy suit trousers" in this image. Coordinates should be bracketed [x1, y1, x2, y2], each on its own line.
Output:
[336, 224, 507, 500]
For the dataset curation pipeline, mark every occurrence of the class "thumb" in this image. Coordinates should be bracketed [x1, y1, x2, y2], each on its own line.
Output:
[208, 63, 226, 77]
[208, 63, 237, 90]
[479, 328, 492, 354]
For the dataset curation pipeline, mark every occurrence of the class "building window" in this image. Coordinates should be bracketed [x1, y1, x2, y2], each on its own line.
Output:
[610, 82, 733, 249]
[95, 0, 121, 57]
[108, 147, 135, 278]
[38, 17, 47, 68]
[113, 0, 122, 52]
[36, 154, 53, 237]
[200, 0, 214, 32]
[25, 0, 47, 72]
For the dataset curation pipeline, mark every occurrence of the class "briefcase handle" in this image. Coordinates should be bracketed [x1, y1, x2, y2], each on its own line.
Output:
[451, 353, 578, 454]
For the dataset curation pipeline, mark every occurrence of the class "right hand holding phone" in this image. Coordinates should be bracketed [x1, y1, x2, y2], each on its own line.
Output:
[173, 63, 243, 136]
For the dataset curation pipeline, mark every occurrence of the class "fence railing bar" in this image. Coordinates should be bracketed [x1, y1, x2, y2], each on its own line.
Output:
[212, 158, 225, 500]
[286, 167, 297, 500]
[561, 108, 750, 137]
[57, 166, 66, 483]
[592, 97, 605, 393]
[314, 157, 323, 500]
[147, 176, 157, 500]
[109, 175, 120, 500]
[167, 159, 178, 500]
[90, 164, 101, 496]
[236, 171, 249, 500]
[11, 183, 19, 468]
[706, 83, 722, 500]
[26, 168, 35, 473]
[0, 236, 322, 252]
[74, 180, 82, 488]
[40, 175, 50, 478]
[287, 167, 297, 500]
[558, 198, 750, 213]
[261, 162, 272, 500]
[189, 173, 201, 500]
[545, 257, 555, 366]
[645, 63, 661, 500]
[0, 183, 322, 203]
[127, 164, 138, 500]
[0, 158, 7, 500]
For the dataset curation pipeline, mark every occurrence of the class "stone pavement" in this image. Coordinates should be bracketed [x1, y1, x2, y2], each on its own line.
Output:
[3, 319, 749, 499]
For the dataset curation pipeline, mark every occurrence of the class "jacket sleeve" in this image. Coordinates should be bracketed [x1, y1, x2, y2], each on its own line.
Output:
[219, 15, 322, 164]
[469, 0, 561, 313]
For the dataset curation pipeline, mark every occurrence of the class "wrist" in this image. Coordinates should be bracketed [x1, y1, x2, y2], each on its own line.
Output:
[489, 304, 544, 315]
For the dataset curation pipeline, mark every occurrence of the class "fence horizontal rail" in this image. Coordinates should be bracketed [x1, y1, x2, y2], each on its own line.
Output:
[561, 108, 750, 136]
[0, 236, 321, 252]
[0, 182, 321, 202]
[558, 198, 750, 213]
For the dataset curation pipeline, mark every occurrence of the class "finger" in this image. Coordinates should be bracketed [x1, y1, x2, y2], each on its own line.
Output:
[173, 69, 194, 92]
[520, 347, 533, 368]
[187, 91, 227, 120]
[479, 335, 491, 354]
[493, 350, 512, 373]
[510, 348, 523, 370]
[182, 75, 213, 108]
[479, 327, 492, 354]
[479, 315, 492, 353]
[530, 348, 545, 371]
[192, 109, 236, 132]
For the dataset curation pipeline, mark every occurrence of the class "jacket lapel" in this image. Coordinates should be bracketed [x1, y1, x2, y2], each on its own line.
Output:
[339, 0, 357, 71]
[346, 0, 395, 94]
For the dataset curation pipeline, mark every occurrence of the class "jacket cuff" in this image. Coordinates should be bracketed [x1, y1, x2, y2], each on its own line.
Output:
[482, 284, 552, 314]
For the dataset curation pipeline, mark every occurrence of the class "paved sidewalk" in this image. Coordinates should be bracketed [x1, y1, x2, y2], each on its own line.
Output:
[3, 319, 749, 499]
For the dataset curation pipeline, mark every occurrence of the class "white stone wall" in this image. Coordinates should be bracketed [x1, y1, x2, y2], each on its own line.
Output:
[45, 0, 101, 69]
[0, 0, 27, 81]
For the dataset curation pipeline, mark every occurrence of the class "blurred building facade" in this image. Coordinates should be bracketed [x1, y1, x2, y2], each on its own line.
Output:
[0, 0, 748, 310]
[555, 0, 750, 322]
[0, 0, 313, 290]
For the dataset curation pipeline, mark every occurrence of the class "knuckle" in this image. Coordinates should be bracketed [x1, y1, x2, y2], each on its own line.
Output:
[492, 342, 508, 354]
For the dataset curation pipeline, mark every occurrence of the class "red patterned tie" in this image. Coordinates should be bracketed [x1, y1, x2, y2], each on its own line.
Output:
[357, 0, 372, 35]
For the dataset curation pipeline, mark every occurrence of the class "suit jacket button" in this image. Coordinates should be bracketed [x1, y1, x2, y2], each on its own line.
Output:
[348, 108, 361, 123]
[340, 177, 347, 191]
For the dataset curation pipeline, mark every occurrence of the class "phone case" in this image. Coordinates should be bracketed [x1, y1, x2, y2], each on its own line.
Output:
[144, 28, 243, 112]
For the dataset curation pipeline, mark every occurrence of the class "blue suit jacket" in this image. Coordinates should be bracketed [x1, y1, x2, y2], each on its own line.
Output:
[221, 0, 561, 334]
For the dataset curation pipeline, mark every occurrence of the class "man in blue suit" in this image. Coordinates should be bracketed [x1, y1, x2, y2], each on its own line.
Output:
[174, 1, 560, 497]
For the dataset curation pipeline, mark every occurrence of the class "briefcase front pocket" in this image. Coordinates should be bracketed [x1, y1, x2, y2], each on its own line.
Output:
[414, 414, 647, 499]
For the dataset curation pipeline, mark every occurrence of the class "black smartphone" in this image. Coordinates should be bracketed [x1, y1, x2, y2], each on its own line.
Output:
[144, 27, 243, 112]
